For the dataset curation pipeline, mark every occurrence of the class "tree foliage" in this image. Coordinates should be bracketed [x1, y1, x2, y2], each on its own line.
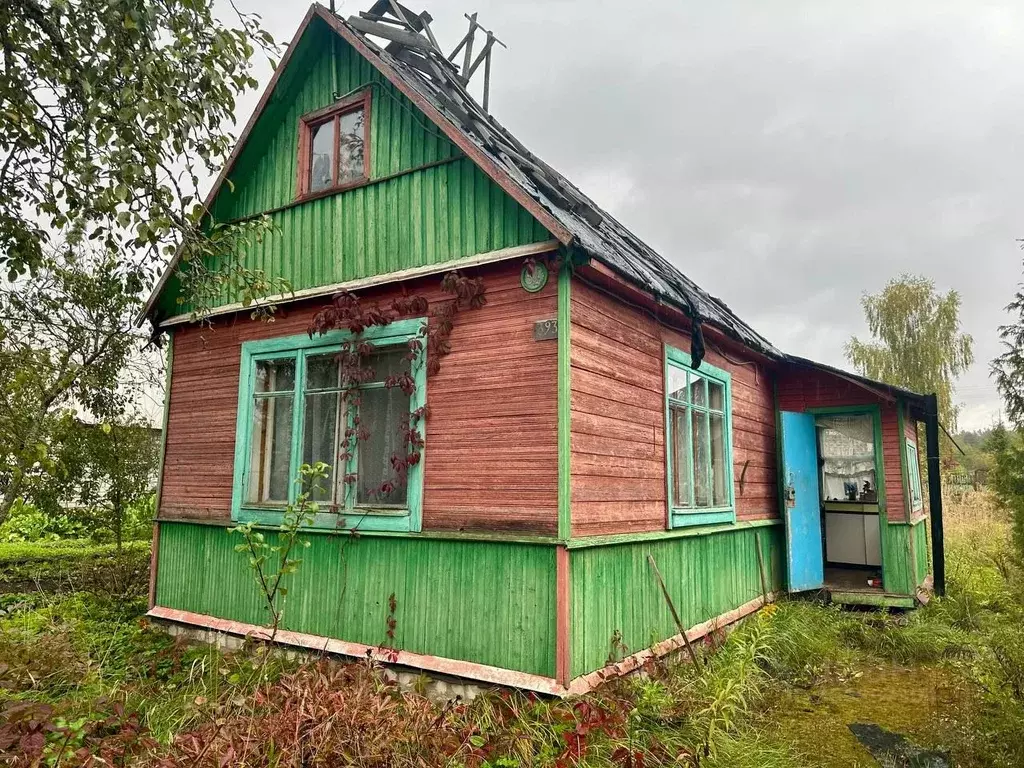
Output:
[0, 0, 278, 314]
[0, 249, 156, 526]
[993, 261, 1024, 430]
[36, 420, 159, 547]
[986, 424, 1024, 563]
[846, 274, 973, 431]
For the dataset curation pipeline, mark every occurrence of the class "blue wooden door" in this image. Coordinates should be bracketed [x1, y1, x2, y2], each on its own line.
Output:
[781, 411, 824, 592]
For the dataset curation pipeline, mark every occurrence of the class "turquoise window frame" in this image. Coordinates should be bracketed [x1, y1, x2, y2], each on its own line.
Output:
[664, 345, 736, 528]
[230, 318, 426, 532]
[906, 438, 924, 513]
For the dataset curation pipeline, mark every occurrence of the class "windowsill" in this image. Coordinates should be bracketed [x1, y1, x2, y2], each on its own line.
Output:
[235, 506, 413, 533]
[295, 176, 370, 204]
[670, 508, 736, 528]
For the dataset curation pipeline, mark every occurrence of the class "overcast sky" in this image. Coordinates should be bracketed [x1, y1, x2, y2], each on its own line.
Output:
[226, 0, 1024, 431]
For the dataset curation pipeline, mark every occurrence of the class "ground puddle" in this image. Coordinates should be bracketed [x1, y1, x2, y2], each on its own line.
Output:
[848, 723, 951, 767]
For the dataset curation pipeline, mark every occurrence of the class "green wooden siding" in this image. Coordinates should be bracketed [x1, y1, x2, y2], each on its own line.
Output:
[912, 518, 930, 587]
[159, 16, 550, 318]
[882, 518, 930, 596]
[155, 521, 557, 677]
[569, 524, 784, 678]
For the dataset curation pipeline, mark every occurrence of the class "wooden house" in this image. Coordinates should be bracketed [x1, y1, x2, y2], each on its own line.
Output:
[143, 3, 944, 695]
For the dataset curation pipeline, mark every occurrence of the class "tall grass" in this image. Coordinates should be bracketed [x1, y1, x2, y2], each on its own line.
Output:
[4, 491, 1024, 766]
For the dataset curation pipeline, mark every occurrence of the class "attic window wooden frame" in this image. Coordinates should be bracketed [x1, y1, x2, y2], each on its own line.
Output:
[296, 90, 372, 200]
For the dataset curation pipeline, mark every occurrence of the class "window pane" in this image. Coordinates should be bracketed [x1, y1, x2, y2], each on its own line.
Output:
[337, 108, 366, 184]
[692, 410, 711, 507]
[671, 404, 692, 507]
[255, 359, 295, 393]
[357, 385, 411, 506]
[690, 376, 707, 408]
[309, 120, 335, 193]
[303, 392, 342, 503]
[708, 380, 725, 411]
[247, 395, 293, 504]
[667, 365, 688, 401]
[306, 354, 340, 391]
[710, 412, 728, 506]
[818, 414, 876, 502]
[365, 348, 407, 383]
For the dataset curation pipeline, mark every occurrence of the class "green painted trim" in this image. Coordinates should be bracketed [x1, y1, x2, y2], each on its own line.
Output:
[805, 404, 880, 416]
[897, 398, 912, 522]
[157, 518, 561, 545]
[664, 343, 736, 527]
[231, 320, 427, 531]
[887, 518, 926, 526]
[829, 591, 916, 609]
[773, 378, 788, 575]
[810, 404, 890, 590]
[154, 333, 174, 515]
[557, 265, 572, 541]
[665, 345, 731, 381]
[565, 518, 782, 550]
[906, 439, 924, 514]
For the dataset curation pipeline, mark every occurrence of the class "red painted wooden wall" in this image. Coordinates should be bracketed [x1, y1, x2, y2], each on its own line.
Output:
[568, 278, 779, 537]
[776, 368, 911, 523]
[159, 262, 559, 535]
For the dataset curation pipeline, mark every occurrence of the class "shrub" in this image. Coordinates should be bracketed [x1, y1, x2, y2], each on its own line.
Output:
[0, 499, 89, 543]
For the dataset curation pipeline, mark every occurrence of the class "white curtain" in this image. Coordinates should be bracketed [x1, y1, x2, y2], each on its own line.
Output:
[818, 414, 876, 501]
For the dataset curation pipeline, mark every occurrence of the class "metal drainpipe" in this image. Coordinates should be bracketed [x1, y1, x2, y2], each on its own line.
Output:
[924, 393, 945, 597]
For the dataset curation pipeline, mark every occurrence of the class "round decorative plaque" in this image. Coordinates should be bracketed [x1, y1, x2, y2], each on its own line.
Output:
[520, 261, 549, 293]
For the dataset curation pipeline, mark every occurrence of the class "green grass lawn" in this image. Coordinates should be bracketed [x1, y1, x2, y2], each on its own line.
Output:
[1, 494, 1022, 766]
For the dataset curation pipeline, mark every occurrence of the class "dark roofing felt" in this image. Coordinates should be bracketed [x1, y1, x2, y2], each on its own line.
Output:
[330, 7, 781, 357]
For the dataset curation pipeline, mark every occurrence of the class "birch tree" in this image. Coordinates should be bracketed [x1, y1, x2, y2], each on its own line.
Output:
[846, 274, 973, 432]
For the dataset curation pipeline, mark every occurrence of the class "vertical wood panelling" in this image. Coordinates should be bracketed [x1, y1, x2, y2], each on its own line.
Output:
[913, 518, 930, 587]
[568, 279, 778, 537]
[155, 521, 557, 677]
[160, 17, 550, 318]
[882, 523, 916, 595]
[568, 525, 784, 677]
[160, 262, 559, 535]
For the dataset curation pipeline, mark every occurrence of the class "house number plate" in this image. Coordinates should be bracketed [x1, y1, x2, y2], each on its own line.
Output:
[534, 318, 558, 341]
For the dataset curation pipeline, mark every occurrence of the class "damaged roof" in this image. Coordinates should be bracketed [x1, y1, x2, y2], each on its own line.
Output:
[326, 3, 780, 356]
[144, 3, 779, 356]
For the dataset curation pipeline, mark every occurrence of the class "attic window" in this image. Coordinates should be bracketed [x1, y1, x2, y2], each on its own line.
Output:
[297, 91, 371, 198]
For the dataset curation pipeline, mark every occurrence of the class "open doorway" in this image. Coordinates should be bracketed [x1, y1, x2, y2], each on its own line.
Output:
[816, 413, 884, 592]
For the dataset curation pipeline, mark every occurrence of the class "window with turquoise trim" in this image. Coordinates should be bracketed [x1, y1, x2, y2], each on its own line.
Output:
[232, 319, 426, 532]
[664, 346, 735, 528]
[906, 438, 924, 512]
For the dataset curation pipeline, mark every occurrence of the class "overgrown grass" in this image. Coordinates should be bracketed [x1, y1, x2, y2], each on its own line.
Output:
[2, 492, 1024, 766]
[0, 539, 150, 598]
